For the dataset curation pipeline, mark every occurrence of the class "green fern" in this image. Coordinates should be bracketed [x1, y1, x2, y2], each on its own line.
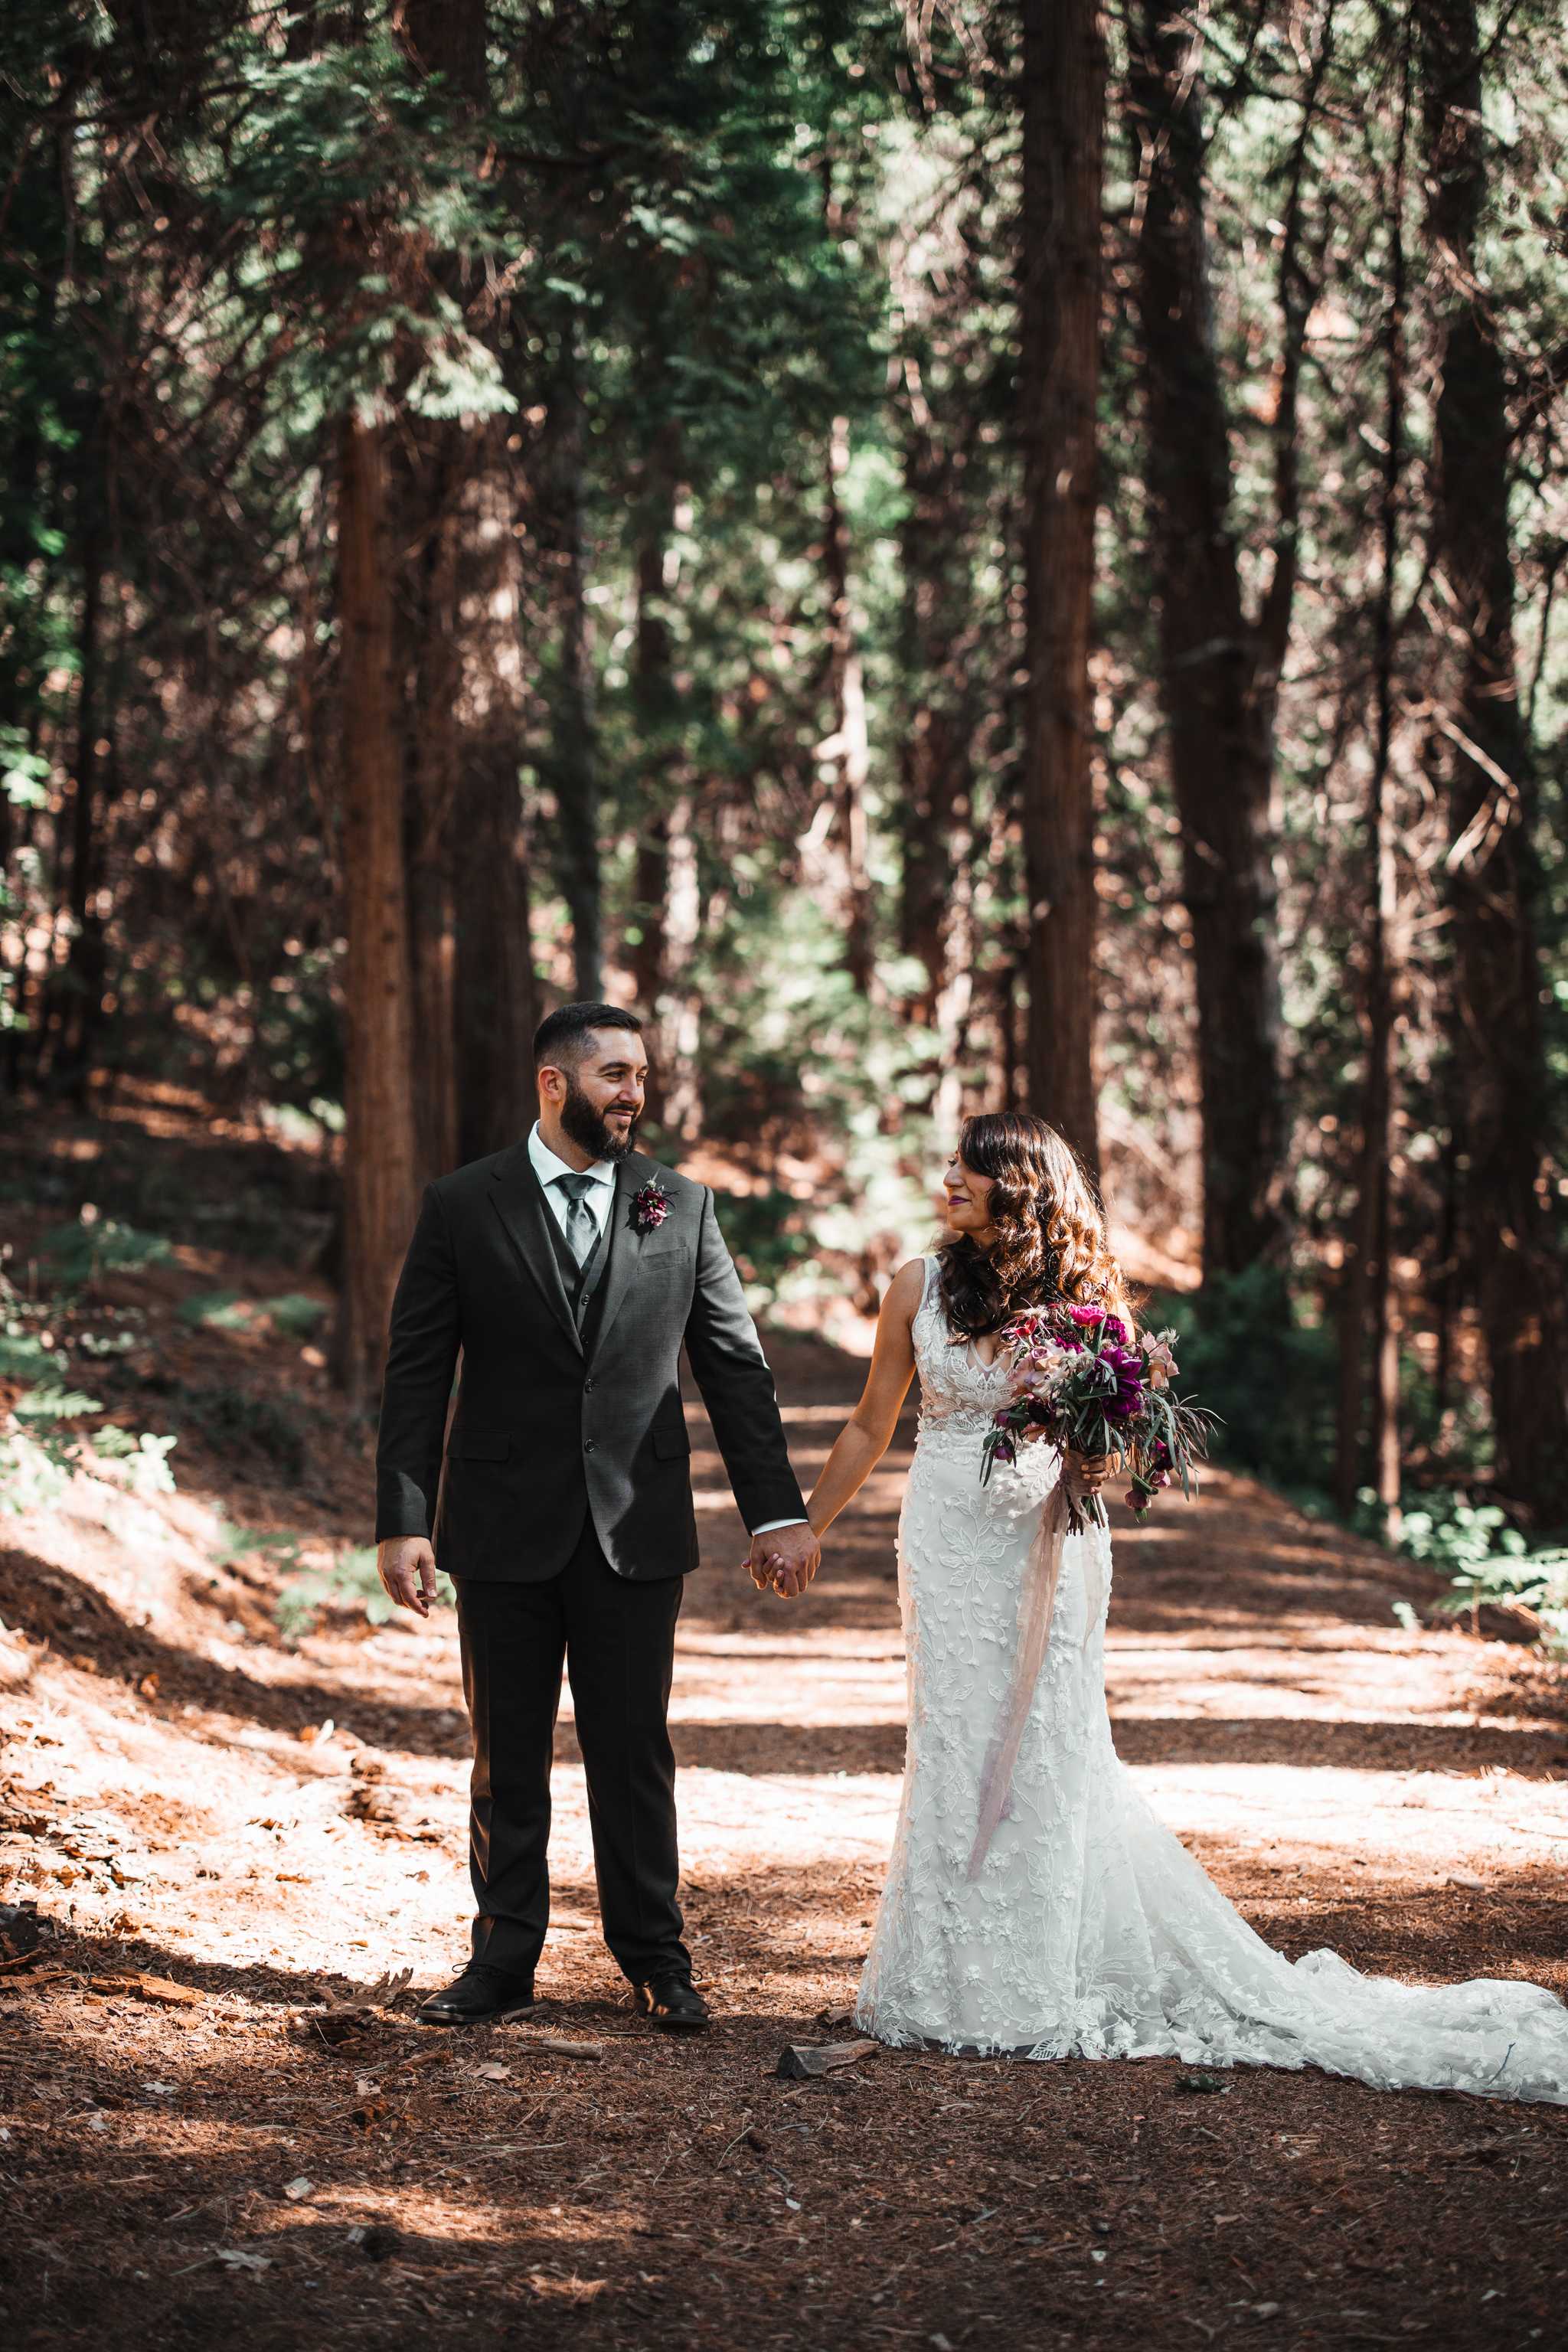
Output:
[14, 1386, 103, 1422]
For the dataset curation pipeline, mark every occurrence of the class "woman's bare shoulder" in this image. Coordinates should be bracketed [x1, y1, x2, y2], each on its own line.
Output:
[883, 1256, 931, 1324]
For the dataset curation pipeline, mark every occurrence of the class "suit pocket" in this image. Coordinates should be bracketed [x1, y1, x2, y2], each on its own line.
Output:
[652, 1421, 691, 1461]
[455, 1432, 511, 1461]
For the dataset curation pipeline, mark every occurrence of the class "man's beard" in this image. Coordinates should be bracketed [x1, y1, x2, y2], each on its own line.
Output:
[560, 1076, 639, 1165]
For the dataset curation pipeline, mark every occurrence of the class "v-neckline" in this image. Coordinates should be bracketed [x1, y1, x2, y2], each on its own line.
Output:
[966, 1335, 1001, 1371]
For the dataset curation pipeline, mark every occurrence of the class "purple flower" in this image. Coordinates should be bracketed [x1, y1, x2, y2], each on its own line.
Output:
[629, 1179, 671, 1234]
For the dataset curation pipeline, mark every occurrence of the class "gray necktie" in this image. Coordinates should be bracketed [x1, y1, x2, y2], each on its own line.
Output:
[555, 1171, 599, 1266]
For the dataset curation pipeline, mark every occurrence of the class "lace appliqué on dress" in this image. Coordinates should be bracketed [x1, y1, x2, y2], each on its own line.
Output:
[852, 1256, 1568, 2102]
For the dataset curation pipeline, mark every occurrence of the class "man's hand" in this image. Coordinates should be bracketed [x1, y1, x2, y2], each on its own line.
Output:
[746, 1521, 821, 1601]
[377, 1536, 438, 1619]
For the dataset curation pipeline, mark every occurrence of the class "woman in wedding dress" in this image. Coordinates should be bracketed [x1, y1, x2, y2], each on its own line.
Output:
[803, 1112, 1568, 2103]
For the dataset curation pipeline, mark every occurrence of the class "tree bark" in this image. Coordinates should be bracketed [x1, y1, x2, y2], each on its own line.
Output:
[1334, 28, 1410, 1530]
[897, 387, 976, 1122]
[1018, 0, 1103, 1172]
[822, 413, 874, 995]
[541, 335, 602, 999]
[335, 411, 421, 1407]
[400, 0, 539, 1163]
[1421, 0, 1568, 1524]
[1128, 3, 1306, 1272]
[453, 442, 538, 1164]
[401, 422, 462, 1181]
[629, 429, 685, 1133]
[47, 507, 104, 1096]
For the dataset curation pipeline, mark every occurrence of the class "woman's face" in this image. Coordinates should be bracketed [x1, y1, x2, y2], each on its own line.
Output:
[942, 1149, 996, 1240]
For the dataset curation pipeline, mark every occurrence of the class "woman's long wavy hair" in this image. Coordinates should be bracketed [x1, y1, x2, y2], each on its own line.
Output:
[936, 1112, 1129, 1341]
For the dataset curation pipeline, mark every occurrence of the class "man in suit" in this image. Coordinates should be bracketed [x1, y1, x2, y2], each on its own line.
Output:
[374, 1001, 821, 2031]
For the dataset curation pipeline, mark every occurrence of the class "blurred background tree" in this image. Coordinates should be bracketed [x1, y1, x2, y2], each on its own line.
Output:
[3, 0, 1566, 1557]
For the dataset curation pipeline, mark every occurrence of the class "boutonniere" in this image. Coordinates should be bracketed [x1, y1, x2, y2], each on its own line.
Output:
[628, 1178, 671, 1235]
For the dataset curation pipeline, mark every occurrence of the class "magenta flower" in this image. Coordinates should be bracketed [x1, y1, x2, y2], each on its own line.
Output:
[629, 1179, 671, 1234]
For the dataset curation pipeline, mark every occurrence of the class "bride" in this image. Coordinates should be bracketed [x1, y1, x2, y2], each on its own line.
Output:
[799, 1111, 1568, 2102]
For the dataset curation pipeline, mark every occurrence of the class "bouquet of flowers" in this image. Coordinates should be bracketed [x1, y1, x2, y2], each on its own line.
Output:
[978, 1303, 1214, 1530]
[964, 1301, 1214, 1880]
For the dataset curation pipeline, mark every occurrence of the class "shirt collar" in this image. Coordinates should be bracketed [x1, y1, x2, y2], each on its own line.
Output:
[528, 1122, 618, 1191]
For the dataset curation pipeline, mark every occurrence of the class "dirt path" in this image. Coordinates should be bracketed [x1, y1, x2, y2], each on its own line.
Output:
[4, 1321, 1568, 2350]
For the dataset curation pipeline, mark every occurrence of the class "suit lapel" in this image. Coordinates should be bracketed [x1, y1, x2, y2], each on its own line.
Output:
[588, 1154, 651, 1361]
[489, 1144, 583, 1356]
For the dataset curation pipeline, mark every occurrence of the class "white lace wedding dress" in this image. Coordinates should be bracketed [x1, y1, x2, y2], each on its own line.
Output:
[854, 1256, 1568, 2102]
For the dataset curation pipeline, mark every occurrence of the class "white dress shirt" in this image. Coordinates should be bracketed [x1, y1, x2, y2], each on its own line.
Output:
[528, 1120, 618, 1244]
[526, 1122, 804, 1540]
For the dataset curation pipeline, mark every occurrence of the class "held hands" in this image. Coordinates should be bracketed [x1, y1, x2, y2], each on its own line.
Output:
[377, 1536, 438, 1619]
[746, 1521, 822, 1602]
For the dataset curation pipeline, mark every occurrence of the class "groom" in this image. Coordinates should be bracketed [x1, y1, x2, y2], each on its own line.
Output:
[374, 1002, 820, 2031]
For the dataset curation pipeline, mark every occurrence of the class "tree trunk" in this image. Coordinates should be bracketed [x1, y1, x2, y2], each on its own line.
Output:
[402, 422, 462, 1181]
[1128, 3, 1300, 1272]
[1421, 0, 1568, 1524]
[335, 411, 420, 1407]
[1018, 0, 1103, 1172]
[897, 396, 976, 1123]
[1335, 32, 1410, 1531]
[542, 335, 602, 999]
[49, 509, 104, 1095]
[629, 433, 684, 1132]
[822, 413, 874, 995]
[400, 0, 538, 1162]
[452, 443, 538, 1163]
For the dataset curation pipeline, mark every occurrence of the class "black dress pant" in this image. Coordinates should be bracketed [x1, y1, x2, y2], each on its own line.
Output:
[454, 1522, 689, 1984]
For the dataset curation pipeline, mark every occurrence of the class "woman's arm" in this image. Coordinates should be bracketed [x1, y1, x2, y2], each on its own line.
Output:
[806, 1258, 925, 1536]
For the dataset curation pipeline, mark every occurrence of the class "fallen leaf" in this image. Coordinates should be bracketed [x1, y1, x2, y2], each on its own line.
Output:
[776, 2040, 880, 2079]
[216, 2249, 272, 2273]
[283, 2176, 314, 2201]
[476, 2062, 511, 2081]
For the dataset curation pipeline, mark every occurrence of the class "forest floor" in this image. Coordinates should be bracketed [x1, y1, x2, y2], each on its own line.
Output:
[2, 1089, 1568, 2350]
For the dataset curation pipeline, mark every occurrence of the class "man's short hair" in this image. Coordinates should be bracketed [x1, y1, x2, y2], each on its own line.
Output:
[533, 1001, 645, 1072]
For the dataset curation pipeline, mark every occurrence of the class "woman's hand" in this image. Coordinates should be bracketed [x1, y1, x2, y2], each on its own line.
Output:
[1064, 1448, 1119, 1500]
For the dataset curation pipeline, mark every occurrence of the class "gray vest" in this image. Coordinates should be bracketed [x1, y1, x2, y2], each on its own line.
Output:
[542, 1184, 611, 1334]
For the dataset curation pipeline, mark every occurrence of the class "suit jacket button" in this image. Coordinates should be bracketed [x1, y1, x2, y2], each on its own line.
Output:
[584, 1377, 596, 1393]
[583, 1439, 596, 1452]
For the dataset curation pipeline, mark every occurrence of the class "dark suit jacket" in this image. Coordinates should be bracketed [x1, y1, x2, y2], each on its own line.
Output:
[374, 1144, 805, 1580]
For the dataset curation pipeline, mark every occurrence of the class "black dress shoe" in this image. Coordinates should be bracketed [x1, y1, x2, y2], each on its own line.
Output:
[416, 1964, 538, 2027]
[631, 1973, 710, 2032]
